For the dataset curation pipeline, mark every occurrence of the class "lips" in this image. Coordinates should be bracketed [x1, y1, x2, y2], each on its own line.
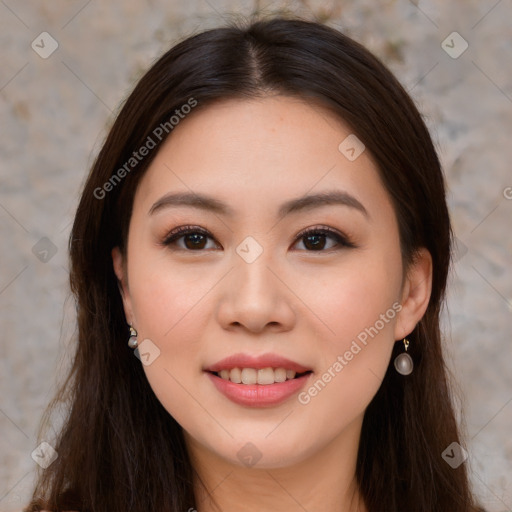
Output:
[206, 370, 313, 407]
[203, 353, 313, 406]
[203, 352, 312, 374]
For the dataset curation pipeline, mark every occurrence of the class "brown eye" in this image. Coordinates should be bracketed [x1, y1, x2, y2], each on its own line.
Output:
[182, 232, 208, 250]
[301, 232, 331, 250]
[292, 226, 355, 252]
[162, 226, 219, 251]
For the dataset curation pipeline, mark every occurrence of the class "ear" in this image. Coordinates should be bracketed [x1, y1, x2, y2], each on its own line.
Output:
[394, 247, 433, 340]
[112, 246, 135, 326]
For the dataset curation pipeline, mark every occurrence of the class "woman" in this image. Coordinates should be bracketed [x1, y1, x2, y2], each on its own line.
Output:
[26, 15, 485, 512]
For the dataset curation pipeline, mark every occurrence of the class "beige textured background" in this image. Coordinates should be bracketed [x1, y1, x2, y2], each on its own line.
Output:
[1, 1, 511, 511]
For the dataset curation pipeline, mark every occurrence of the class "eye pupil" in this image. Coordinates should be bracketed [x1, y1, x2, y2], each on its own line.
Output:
[304, 233, 326, 250]
[185, 233, 207, 249]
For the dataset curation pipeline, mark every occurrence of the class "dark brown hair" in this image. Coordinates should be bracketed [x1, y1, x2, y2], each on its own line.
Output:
[25, 15, 485, 512]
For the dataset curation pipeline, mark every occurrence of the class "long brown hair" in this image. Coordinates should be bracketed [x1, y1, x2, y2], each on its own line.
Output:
[25, 15, 485, 512]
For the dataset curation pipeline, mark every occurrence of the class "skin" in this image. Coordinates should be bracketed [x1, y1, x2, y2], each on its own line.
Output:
[112, 95, 432, 512]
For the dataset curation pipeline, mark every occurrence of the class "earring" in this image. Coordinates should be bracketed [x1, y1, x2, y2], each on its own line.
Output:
[128, 325, 138, 349]
[394, 338, 413, 375]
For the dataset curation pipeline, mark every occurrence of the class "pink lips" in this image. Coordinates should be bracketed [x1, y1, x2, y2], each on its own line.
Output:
[204, 352, 313, 407]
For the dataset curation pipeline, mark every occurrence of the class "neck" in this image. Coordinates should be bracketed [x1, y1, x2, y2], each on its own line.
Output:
[185, 415, 367, 512]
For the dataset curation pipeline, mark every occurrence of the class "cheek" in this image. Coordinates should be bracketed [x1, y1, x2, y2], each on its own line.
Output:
[127, 261, 213, 424]
[126, 252, 213, 376]
[303, 256, 401, 339]
[298, 246, 402, 384]
[295, 265, 399, 435]
[128, 250, 213, 341]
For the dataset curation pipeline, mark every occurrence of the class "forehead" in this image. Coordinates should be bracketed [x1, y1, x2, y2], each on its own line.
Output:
[133, 95, 391, 221]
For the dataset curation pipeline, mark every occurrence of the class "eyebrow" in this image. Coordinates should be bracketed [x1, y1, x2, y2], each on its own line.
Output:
[149, 190, 369, 219]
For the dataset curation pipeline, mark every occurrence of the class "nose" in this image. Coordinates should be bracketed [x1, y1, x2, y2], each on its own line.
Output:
[215, 250, 296, 334]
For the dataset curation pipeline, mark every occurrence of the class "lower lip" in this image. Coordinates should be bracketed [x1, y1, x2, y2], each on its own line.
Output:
[206, 371, 312, 407]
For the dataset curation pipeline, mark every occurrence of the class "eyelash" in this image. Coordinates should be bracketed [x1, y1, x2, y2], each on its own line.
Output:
[161, 224, 356, 252]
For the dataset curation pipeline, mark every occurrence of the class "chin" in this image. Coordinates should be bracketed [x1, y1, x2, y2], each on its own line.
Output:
[206, 433, 313, 470]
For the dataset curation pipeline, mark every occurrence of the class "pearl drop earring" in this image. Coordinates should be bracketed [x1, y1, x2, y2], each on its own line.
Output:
[394, 337, 413, 375]
[128, 325, 138, 349]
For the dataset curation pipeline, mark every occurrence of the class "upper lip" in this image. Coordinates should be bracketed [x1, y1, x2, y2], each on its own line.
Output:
[204, 352, 313, 373]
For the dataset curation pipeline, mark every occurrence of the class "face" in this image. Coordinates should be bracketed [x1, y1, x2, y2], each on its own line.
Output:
[113, 95, 431, 470]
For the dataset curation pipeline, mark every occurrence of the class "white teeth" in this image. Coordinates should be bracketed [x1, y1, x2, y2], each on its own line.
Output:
[241, 368, 257, 385]
[229, 367, 242, 383]
[257, 367, 274, 385]
[216, 367, 304, 385]
[274, 368, 287, 382]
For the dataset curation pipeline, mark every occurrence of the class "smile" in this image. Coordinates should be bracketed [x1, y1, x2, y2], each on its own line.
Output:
[205, 369, 313, 407]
